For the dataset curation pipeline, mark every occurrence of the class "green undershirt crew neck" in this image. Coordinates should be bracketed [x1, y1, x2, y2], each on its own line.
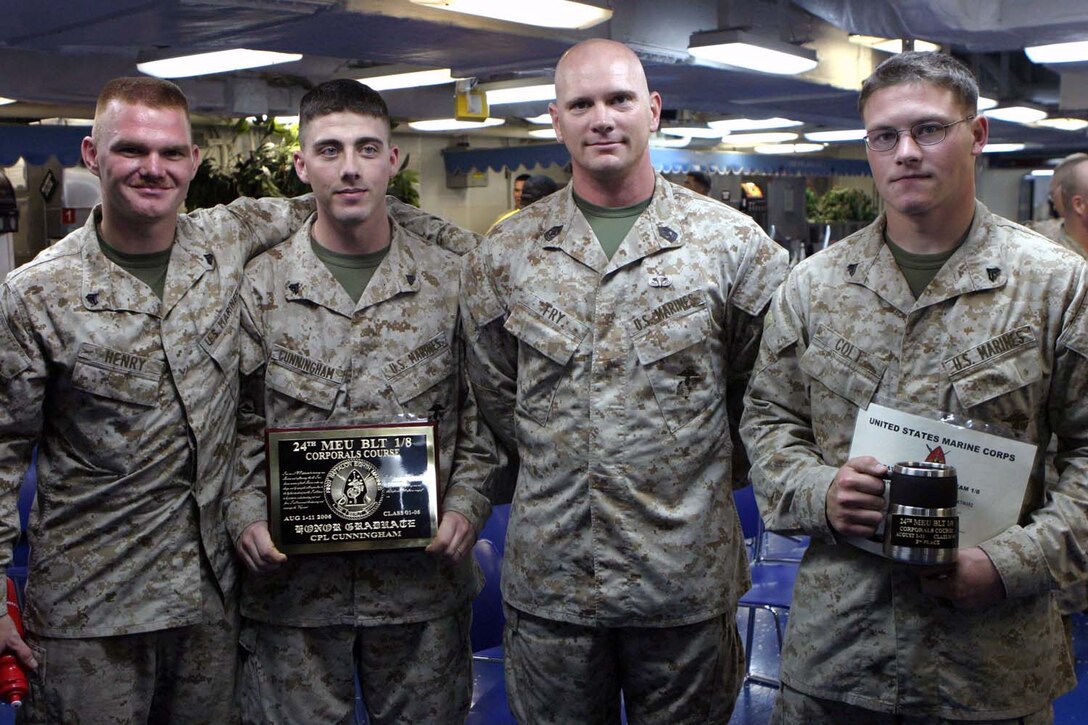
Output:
[311, 236, 389, 304]
[574, 192, 653, 260]
[98, 236, 172, 301]
[884, 233, 962, 299]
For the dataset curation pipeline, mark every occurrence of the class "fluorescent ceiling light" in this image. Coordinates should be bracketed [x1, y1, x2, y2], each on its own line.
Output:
[1026, 40, 1088, 64]
[408, 117, 505, 132]
[754, 143, 825, 154]
[36, 117, 93, 126]
[848, 35, 939, 54]
[720, 132, 799, 146]
[0, 97, 15, 106]
[1031, 169, 1055, 177]
[1034, 117, 1088, 131]
[689, 30, 818, 76]
[525, 113, 553, 125]
[660, 126, 725, 139]
[486, 84, 555, 105]
[977, 96, 998, 111]
[804, 129, 866, 142]
[708, 117, 802, 132]
[357, 68, 462, 91]
[984, 105, 1048, 124]
[649, 135, 691, 148]
[410, 0, 611, 29]
[273, 115, 299, 127]
[137, 49, 302, 79]
[528, 128, 557, 139]
[983, 143, 1026, 153]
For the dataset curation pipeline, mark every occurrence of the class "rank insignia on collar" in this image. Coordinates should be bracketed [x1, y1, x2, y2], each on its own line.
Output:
[987, 267, 1001, 282]
[288, 282, 301, 294]
[85, 293, 99, 306]
[204, 253, 215, 266]
[544, 225, 563, 241]
[846, 263, 858, 276]
[657, 226, 678, 242]
[406, 274, 416, 285]
[649, 275, 671, 288]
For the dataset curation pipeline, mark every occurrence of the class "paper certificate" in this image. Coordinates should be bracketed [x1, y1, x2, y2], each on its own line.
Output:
[847, 403, 1037, 555]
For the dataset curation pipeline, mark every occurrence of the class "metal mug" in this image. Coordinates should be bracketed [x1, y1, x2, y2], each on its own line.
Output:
[878, 461, 959, 565]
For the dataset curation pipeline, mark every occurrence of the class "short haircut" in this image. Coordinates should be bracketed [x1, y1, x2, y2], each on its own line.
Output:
[94, 77, 190, 139]
[686, 171, 712, 194]
[520, 174, 561, 206]
[859, 51, 979, 117]
[515, 173, 531, 184]
[299, 79, 390, 143]
[1056, 153, 1088, 210]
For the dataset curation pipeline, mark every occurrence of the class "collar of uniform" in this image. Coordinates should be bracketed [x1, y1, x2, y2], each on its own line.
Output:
[161, 220, 216, 317]
[845, 200, 1006, 313]
[540, 175, 683, 274]
[79, 205, 165, 316]
[283, 213, 419, 316]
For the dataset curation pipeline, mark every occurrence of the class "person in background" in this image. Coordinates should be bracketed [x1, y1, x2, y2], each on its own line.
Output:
[490, 172, 531, 231]
[461, 38, 788, 724]
[1031, 152, 1088, 243]
[742, 51, 1088, 723]
[1051, 153, 1088, 258]
[518, 174, 561, 208]
[682, 170, 712, 196]
[226, 79, 499, 724]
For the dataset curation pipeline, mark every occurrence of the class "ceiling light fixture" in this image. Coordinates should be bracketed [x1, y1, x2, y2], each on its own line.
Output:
[408, 117, 505, 132]
[410, 0, 611, 30]
[977, 96, 998, 111]
[528, 128, 558, 139]
[1034, 117, 1088, 131]
[524, 113, 554, 125]
[982, 143, 1026, 153]
[649, 135, 692, 148]
[1030, 169, 1055, 177]
[984, 105, 1048, 124]
[719, 132, 799, 146]
[485, 83, 555, 105]
[848, 35, 940, 54]
[708, 117, 802, 132]
[357, 68, 462, 91]
[804, 129, 866, 142]
[137, 49, 302, 79]
[754, 143, 825, 154]
[689, 30, 818, 76]
[0, 97, 16, 106]
[660, 126, 727, 139]
[1025, 40, 1088, 64]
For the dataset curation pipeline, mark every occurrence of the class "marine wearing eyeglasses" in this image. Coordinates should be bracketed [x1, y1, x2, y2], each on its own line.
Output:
[742, 51, 1088, 724]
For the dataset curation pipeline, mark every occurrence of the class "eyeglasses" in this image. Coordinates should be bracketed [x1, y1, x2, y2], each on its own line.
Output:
[863, 115, 976, 152]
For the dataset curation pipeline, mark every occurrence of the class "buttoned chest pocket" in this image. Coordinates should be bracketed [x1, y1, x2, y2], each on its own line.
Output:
[266, 359, 342, 426]
[198, 292, 242, 405]
[945, 328, 1043, 419]
[799, 325, 887, 411]
[505, 303, 585, 427]
[383, 337, 455, 422]
[69, 343, 163, 473]
[630, 305, 718, 433]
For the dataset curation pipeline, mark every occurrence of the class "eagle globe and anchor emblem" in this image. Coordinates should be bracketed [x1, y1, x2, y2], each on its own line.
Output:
[324, 458, 384, 520]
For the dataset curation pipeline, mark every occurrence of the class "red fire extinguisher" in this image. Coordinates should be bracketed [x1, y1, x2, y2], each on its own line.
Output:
[0, 577, 28, 707]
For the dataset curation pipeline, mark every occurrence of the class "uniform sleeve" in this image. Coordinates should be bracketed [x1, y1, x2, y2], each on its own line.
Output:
[440, 318, 502, 533]
[725, 227, 789, 486]
[0, 285, 46, 606]
[215, 194, 316, 261]
[459, 244, 520, 501]
[387, 196, 481, 256]
[980, 277, 1088, 599]
[740, 271, 841, 541]
[224, 273, 271, 544]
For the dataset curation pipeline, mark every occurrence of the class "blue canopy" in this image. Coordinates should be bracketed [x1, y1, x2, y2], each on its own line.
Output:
[0, 125, 89, 166]
[442, 143, 871, 177]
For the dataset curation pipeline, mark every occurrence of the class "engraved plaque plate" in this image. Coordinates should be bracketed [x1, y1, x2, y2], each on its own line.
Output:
[266, 422, 439, 554]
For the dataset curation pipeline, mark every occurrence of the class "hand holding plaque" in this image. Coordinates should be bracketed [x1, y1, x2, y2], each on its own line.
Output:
[265, 422, 440, 554]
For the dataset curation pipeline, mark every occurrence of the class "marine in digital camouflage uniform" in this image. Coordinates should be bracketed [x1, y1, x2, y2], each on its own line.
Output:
[0, 78, 318, 724]
[226, 80, 497, 725]
[460, 40, 788, 724]
[741, 52, 1088, 723]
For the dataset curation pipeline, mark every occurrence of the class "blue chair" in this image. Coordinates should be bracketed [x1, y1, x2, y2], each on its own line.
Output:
[7, 449, 37, 597]
[478, 504, 510, 556]
[471, 538, 505, 653]
[734, 485, 799, 688]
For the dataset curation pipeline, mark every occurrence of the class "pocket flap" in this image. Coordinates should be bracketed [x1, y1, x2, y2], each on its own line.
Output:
[630, 306, 710, 366]
[71, 343, 162, 407]
[504, 302, 585, 366]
